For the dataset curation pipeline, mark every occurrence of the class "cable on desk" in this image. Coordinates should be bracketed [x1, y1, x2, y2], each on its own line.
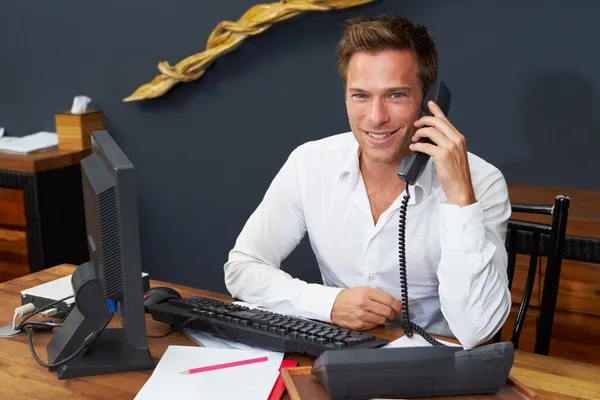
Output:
[16, 295, 74, 331]
[19, 321, 62, 332]
[147, 314, 228, 340]
[147, 316, 197, 338]
[26, 313, 112, 368]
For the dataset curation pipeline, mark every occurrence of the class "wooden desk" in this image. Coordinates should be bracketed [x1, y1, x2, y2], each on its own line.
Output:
[0, 149, 90, 283]
[1, 265, 600, 400]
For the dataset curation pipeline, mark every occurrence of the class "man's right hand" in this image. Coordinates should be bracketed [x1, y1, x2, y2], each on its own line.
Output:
[330, 287, 402, 330]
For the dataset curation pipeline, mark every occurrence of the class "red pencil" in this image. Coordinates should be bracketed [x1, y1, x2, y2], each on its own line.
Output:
[180, 355, 269, 375]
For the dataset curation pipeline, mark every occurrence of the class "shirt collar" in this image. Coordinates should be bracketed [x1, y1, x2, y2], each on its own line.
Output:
[338, 138, 434, 204]
[339, 139, 361, 188]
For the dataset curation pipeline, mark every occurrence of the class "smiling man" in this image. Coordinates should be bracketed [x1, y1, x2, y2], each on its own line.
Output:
[223, 15, 511, 348]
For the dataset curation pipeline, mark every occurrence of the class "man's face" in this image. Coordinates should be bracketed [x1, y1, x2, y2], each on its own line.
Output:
[345, 49, 423, 166]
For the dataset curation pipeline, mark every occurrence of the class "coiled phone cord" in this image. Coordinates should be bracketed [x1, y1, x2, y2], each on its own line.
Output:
[398, 185, 445, 347]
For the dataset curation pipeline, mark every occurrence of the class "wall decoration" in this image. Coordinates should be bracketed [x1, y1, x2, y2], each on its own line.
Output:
[123, 0, 375, 102]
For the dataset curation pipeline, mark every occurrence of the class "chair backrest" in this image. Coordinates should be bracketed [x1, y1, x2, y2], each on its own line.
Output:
[494, 195, 570, 355]
[561, 234, 600, 264]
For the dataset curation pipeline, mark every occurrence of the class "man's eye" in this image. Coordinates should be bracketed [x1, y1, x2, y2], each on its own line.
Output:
[391, 93, 406, 99]
[351, 93, 367, 99]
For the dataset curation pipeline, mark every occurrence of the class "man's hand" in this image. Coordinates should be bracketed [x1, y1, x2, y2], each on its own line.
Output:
[410, 101, 476, 207]
[330, 287, 402, 331]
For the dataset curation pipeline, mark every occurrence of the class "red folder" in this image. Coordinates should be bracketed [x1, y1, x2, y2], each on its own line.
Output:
[268, 359, 299, 400]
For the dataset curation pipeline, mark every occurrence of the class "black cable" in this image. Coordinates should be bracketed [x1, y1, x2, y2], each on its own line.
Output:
[398, 188, 411, 338]
[26, 313, 113, 368]
[19, 321, 62, 332]
[16, 295, 74, 331]
[58, 308, 73, 324]
[147, 312, 230, 340]
[146, 316, 197, 338]
[398, 185, 445, 347]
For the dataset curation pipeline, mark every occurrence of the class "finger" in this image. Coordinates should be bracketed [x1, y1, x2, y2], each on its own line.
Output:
[336, 318, 367, 331]
[414, 115, 463, 145]
[409, 141, 444, 157]
[427, 100, 449, 120]
[353, 321, 377, 331]
[367, 289, 402, 314]
[364, 300, 397, 321]
[356, 310, 387, 326]
[412, 127, 454, 148]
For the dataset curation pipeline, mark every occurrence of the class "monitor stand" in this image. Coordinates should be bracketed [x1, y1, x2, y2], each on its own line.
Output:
[46, 262, 154, 380]
[49, 324, 155, 379]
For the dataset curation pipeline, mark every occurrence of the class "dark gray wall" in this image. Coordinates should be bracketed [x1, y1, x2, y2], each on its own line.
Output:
[2, 1, 599, 293]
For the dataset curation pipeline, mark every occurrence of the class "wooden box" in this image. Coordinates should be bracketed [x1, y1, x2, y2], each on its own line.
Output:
[55, 110, 104, 150]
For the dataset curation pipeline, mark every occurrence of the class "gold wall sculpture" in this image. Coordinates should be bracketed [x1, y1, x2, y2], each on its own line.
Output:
[123, 0, 375, 102]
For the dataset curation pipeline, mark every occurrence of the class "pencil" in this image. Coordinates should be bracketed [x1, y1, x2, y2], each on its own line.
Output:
[180, 356, 269, 375]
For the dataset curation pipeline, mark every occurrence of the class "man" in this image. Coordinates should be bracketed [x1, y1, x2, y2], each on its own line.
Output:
[224, 15, 511, 348]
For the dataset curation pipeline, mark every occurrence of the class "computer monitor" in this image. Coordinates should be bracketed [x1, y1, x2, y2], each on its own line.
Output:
[45, 130, 154, 380]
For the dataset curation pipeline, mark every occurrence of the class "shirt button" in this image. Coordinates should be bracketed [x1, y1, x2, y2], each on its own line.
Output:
[462, 225, 467, 231]
[368, 275, 375, 281]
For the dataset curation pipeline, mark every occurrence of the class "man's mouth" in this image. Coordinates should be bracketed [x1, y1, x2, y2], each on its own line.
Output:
[364, 129, 399, 140]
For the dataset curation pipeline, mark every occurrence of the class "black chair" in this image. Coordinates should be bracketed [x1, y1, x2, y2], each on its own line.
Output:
[561, 234, 600, 265]
[494, 195, 570, 355]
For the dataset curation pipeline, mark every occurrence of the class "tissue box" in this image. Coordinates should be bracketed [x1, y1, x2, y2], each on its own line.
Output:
[55, 110, 104, 150]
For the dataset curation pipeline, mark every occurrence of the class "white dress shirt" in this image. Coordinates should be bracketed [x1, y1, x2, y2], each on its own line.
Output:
[224, 132, 512, 348]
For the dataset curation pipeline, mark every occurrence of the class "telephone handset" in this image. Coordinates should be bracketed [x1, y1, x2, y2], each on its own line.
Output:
[396, 81, 452, 346]
[398, 81, 452, 185]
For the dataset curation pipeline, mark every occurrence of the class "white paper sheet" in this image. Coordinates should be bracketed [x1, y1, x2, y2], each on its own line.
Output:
[183, 329, 284, 356]
[184, 329, 237, 349]
[134, 346, 282, 400]
[0, 132, 58, 154]
[383, 334, 462, 348]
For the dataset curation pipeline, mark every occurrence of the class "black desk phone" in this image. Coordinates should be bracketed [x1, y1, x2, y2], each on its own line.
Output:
[396, 81, 452, 346]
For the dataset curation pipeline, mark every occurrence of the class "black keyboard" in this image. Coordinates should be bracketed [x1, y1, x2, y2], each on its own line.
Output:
[312, 342, 515, 399]
[147, 296, 389, 356]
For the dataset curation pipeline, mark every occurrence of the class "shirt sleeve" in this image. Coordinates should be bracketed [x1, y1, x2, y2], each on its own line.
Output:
[436, 167, 512, 349]
[223, 148, 343, 323]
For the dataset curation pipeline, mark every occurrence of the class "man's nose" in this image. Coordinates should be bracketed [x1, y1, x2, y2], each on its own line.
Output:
[368, 98, 391, 126]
